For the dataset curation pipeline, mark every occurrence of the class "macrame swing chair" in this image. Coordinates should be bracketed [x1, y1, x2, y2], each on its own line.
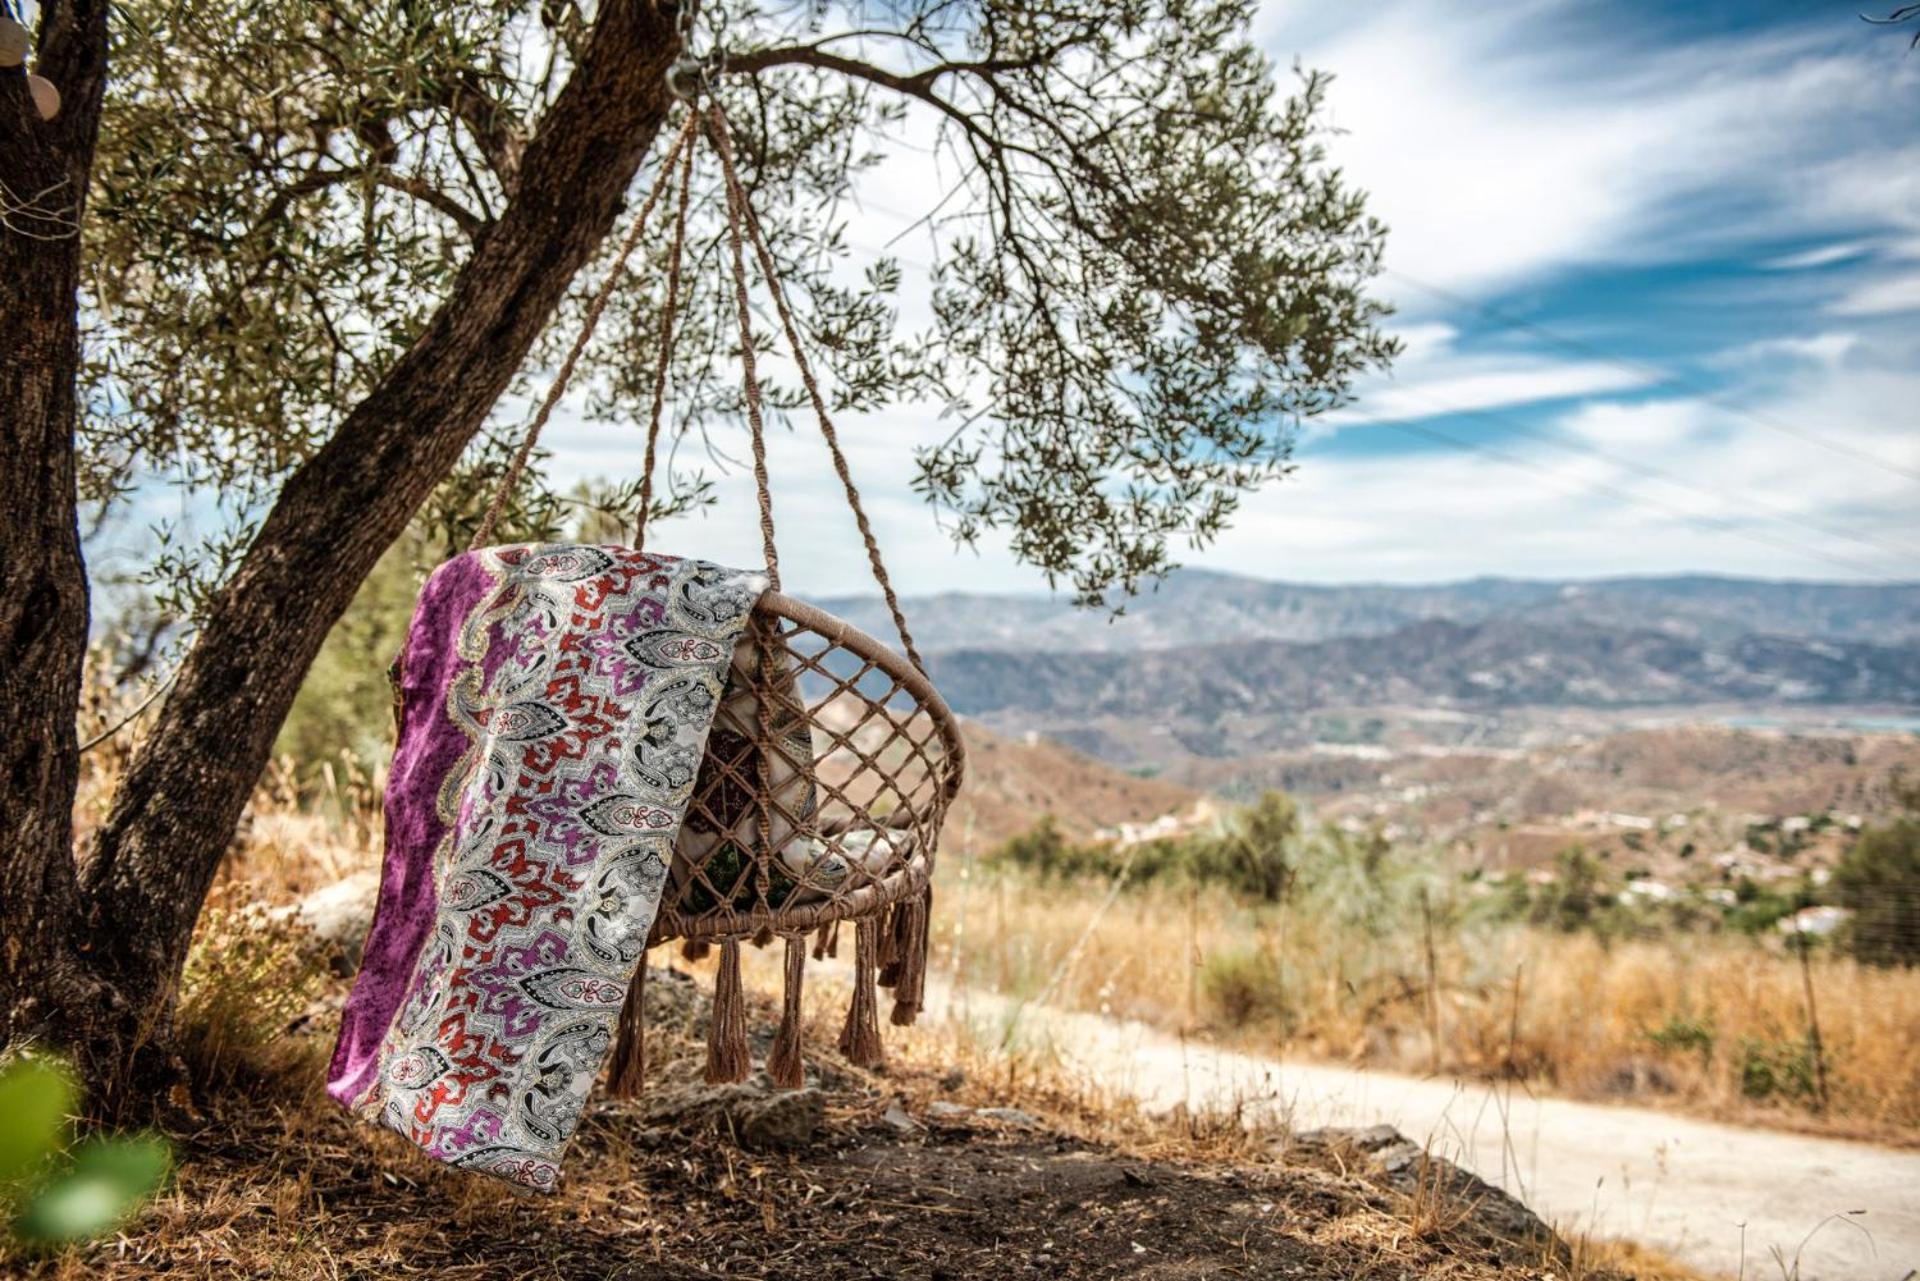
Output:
[466, 101, 965, 1093]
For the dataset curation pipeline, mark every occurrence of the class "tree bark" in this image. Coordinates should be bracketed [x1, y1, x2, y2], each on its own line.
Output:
[44, 0, 682, 1103]
[0, 0, 111, 1073]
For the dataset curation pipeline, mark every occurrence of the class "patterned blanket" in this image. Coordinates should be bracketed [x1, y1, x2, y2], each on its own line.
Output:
[326, 545, 767, 1192]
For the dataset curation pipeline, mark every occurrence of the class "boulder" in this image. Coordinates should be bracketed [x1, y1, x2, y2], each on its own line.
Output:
[1291, 1125, 1568, 1263]
[640, 1080, 826, 1149]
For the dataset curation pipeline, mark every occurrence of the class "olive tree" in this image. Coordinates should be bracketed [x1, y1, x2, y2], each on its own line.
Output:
[0, 0, 1394, 1100]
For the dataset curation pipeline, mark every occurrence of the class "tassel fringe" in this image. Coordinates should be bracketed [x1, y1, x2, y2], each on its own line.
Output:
[609, 960, 647, 1097]
[812, 919, 839, 961]
[681, 938, 712, 962]
[875, 902, 900, 976]
[889, 885, 931, 1027]
[767, 934, 809, 1088]
[837, 917, 885, 1068]
[704, 937, 751, 1084]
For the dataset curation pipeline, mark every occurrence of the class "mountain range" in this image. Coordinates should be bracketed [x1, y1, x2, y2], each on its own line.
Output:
[815, 572, 1920, 768]
[819, 571, 1920, 651]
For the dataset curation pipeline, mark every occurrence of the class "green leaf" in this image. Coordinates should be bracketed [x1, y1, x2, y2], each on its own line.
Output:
[14, 1136, 170, 1245]
[0, 1059, 77, 1186]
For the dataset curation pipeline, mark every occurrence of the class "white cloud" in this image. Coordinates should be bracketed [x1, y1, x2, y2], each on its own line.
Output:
[1201, 346, 1920, 586]
[1314, 320, 1653, 436]
[1714, 332, 1862, 369]
[525, 340, 1920, 597]
[1359, 362, 1649, 424]
[1761, 243, 1874, 271]
[1560, 399, 1706, 452]
[1265, 4, 1919, 297]
[1828, 271, 1920, 317]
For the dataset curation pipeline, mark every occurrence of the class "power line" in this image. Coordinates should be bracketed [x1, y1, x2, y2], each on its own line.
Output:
[1366, 413, 1911, 585]
[1371, 386, 1920, 566]
[1384, 268, 1920, 487]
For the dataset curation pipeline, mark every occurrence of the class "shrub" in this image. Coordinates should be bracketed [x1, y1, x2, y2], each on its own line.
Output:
[994, 816, 1129, 882]
[1200, 949, 1288, 1030]
[1530, 846, 1610, 933]
[175, 892, 331, 1090]
[1831, 817, 1920, 967]
[988, 793, 1438, 936]
[1738, 1036, 1820, 1104]
[1644, 1014, 1715, 1063]
[1189, 792, 1299, 903]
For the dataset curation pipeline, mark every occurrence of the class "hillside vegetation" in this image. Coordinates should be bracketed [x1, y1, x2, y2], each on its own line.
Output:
[960, 788, 1920, 1140]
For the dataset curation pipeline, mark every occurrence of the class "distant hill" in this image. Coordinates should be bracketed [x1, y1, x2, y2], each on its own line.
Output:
[926, 617, 1920, 765]
[943, 721, 1197, 850]
[819, 571, 1920, 652]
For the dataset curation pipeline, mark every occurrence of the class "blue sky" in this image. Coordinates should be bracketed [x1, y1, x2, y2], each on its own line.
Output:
[97, 0, 1920, 603]
[566, 0, 1918, 596]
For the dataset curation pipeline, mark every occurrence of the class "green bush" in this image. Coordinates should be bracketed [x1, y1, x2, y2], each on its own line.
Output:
[1644, 1014, 1715, 1063]
[1200, 949, 1289, 1030]
[986, 791, 1430, 922]
[1831, 816, 1920, 967]
[1737, 1036, 1820, 1104]
[1527, 846, 1611, 933]
[275, 533, 430, 777]
[1187, 792, 1299, 903]
[993, 816, 1130, 882]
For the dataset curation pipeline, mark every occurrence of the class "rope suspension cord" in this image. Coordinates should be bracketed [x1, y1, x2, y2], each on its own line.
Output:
[633, 139, 698, 550]
[469, 87, 926, 676]
[711, 111, 781, 592]
[689, 109, 780, 950]
[470, 110, 702, 551]
[702, 102, 927, 674]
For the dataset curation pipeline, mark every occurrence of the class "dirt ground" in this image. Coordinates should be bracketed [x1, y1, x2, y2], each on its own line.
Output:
[0, 961, 1641, 1281]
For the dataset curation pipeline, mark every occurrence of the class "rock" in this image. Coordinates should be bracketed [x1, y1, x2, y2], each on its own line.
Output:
[641, 1081, 824, 1149]
[1296, 1123, 1402, 1152]
[926, 1100, 973, 1121]
[1289, 1125, 1567, 1263]
[273, 869, 381, 968]
[974, 1107, 1041, 1128]
[881, 1102, 924, 1134]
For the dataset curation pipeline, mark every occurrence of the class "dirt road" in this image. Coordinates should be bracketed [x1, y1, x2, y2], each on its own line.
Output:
[932, 984, 1920, 1281]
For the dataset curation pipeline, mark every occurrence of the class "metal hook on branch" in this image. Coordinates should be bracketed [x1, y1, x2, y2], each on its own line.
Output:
[665, 56, 709, 103]
[664, 0, 719, 103]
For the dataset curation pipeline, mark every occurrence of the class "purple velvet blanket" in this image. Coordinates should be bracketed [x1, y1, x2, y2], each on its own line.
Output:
[327, 545, 766, 1192]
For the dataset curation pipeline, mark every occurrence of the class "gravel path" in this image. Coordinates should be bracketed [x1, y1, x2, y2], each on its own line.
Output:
[932, 983, 1920, 1281]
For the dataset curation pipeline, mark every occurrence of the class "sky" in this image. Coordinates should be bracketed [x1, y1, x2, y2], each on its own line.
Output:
[572, 0, 1920, 598]
[97, 0, 1920, 603]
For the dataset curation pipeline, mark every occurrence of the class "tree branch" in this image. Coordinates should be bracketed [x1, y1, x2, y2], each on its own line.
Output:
[724, 44, 989, 138]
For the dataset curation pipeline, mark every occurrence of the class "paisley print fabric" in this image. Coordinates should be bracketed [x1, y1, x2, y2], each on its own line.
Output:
[327, 545, 766, 1192]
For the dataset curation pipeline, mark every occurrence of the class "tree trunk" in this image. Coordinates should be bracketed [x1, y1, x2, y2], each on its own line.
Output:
[0, 0, 111, 1077]
[16, 0, 681, 1104]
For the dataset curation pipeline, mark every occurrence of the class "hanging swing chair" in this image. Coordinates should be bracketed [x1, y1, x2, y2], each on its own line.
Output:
[463, 100, 966, 1093]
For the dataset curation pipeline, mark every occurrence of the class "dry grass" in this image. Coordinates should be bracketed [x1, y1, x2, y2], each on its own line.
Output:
[73, 706, 1920, 1144]
[102, 724, 1920, 1145]
[933, 861, 1920, 1142]
[2, 902, 1674, 1280]
[29, 747, 1736, 1278]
